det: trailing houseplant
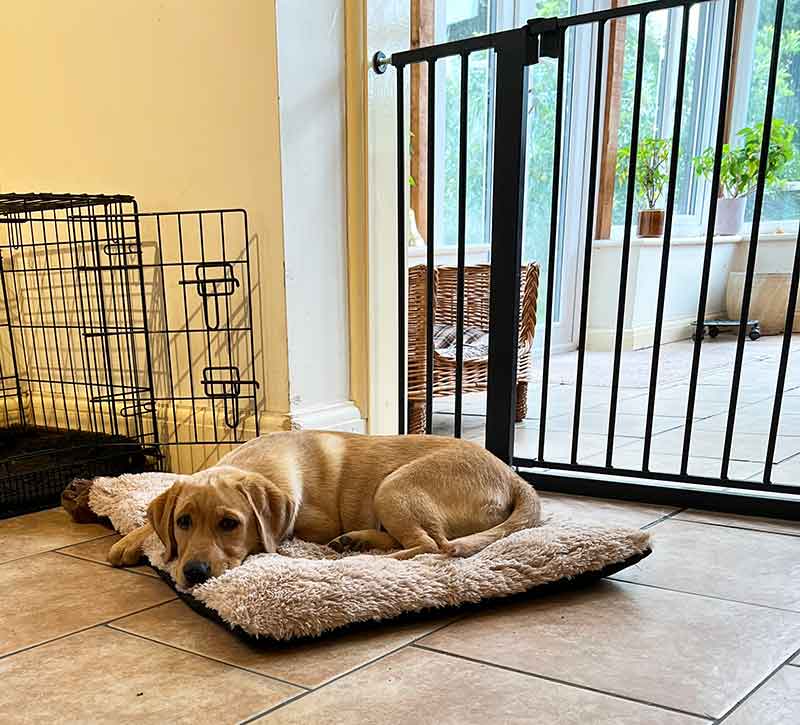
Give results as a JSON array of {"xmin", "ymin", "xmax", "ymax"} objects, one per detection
[
  {"xmin": 616, "ymin": 136, "xmax": 672, "ymax": 237},
  {"xmin": 694, "ymin": 119, "xmax": 796, "ymax": 235}
]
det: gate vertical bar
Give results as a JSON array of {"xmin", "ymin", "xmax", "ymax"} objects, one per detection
[
  {"xmin": 396, "ymin": 64, "xmax": 407, "ymax": 434},
  {"xmin": 538, "ymin": 30, "xmax": 566, "ymax": 461},
  {"xmin": 571, "ymin": 22, "xmax": 606, "ymax": 464},
  {"xmin": 454, "ymin": 52, "xmax": 470, "ymax": 438},
  {"xmin": 682, "ymin": 0, "xmax": 739, "ymax": 474},
  {"xmin": 641, "ymin": 3, "xmax": 691, "ymax": 469},
  {"xmin": 765, "ymin": 222, "xmax": 800, "ymax": 482},
  {"xmin": 607, "ymin": 15, "xmax": 647, "ymax": 467},
  {"xmin": 720, "ymin": 0, "xmax": 785, "ymax": 480},
  {"xmin": 485, "ymin": 29, "xmax": 531, "ymax": 463},
  {"xmin": 425, "ymin": 61, "xmax": 437, "ymax": 434}
]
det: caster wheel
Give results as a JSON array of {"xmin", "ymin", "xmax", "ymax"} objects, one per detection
[
  {"xmin": 749, "ymin": 329, "xmax": 761, "ymax": 341},
  {"xmin": 709, "ymin": 326, "xmax": 720, "ymax": 338}
]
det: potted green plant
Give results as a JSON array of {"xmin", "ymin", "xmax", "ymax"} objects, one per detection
[
  {"xmin": 694, "ymin": 119, "xmax": 795, "ymax": 235},
  {"xmin": 616, "ymin": 137, "xmax": 671, "ymax": 238}
]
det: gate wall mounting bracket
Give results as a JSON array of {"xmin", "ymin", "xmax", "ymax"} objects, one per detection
[{"xmin": 372, "ymin": 51, "xmax": 391, "ymax": 74}]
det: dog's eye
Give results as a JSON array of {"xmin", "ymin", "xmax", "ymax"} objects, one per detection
[
  {"xmin": 176, "ymin": 514, "xmax": 191, "ymax": 530},
  {"xmin": 219, "ymin": 517, "xmax": 239, "ymax": 531}
]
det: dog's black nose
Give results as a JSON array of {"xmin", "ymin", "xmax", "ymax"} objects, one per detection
[{"xmin": 183, "ymin": 560, "xmax": 211, "ymax": 585}]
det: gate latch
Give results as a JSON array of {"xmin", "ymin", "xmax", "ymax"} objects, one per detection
[{"xmin": 527, "ymin": 17, "xmax": 562, "ymax": 61}]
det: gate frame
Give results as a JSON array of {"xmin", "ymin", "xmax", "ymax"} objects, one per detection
[{"xmin": 381, "ymin": 0, "xmax": 800, "ymax": 520}]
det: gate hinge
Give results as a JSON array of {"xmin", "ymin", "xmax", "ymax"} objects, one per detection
[{"xmin": 527, "ymin": 17, "xmax": 562, "ymax": 61}]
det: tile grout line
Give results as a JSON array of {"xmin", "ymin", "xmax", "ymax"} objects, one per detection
[
  {"xmin": 609, "ymin": 577, "xmax": 800, "ymax": 616},
  {"xmin": 236, "ymin": 690, "xmax": 309, "ymax": 724},
  {"xmin": 410, "ymin": 644, "xmax": 713, "ymax": 722},
  {"xmin": 665, "ymin": 518, "xmax": 800, "ymax": 538},
  {"xmin": 53, "ymin": 549, "xmax": 161, "ymax": 580},
  {"xmin": 0, "ymin": 597, "xmax": 177, "ymax": 663},
  {"xmin": 0, "ymin": 623, "xmax": 108, "ymax": 663},
  {"xmin": 50, "ymin": 532, "xmax": 119, "ymax": 551},
  {"xmin": 713, "ymin": 644, "xmax": 800, "ymax": 724},
  {"xmin": 0, "ymin": 531, "xmax": 118, "ymax": 567},
  {"xmin": 641, "ymin": 507, "xmax": 686, "ymax": 531},
  {"xmin": 237, "ymin": 614, "xmax": 467, "ymax": 724},
  {"xmin": 103, "ymin": 624, "xmax": 311, "ymax": 692}
]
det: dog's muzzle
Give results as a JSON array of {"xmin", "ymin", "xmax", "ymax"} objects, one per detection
[{"xmin": 183, "ymin": 560, "xmax": 211, "ymax": 586}]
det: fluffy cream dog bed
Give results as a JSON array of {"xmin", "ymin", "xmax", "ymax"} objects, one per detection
[{"xmin": 86, "ymin": 472, "xmax": 652, "ymax": 641}]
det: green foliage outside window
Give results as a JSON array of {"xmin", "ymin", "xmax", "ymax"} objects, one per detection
[
  {"xmin": 745, "ymin": 0, "xmax": 800, "ymax": 220},
  {"xmin": 693, "ymin": 120, "xmax": 796, "ymax": 199}
]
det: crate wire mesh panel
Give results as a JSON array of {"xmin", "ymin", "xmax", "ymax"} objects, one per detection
[
  {"xmin": 137, "ymin": 209, "xmax": 259, "ymax": 474},
  {"xmin": 381, "ymin": 0, "xmax": 800, "ymax": 518},
  {"xmin": 0, "ymin": 194, "xmax": 260, "ymax": 516}
]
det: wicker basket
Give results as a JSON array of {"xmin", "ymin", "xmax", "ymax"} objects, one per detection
[{"xmin": 407, "ymin": 262, "xmax": 540, "ymax": 434}]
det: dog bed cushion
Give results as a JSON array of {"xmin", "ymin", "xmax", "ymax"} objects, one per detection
[{"xmin": 87, "ymin": 472, "xmax": 652, "ymax": 641}]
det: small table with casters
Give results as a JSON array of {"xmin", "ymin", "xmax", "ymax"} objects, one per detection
[{"xmin": 692, "ymin": 319, "xmax": 761, "ymax": 342}]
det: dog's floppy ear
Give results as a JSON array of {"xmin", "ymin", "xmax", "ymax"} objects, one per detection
[
  {"xmin": 237, "ymin": 474, "xmax": 297, "ymax": 554},
  {"xmin": 147, "ymin": 482, "xmax": 183, "ymax": 561}
]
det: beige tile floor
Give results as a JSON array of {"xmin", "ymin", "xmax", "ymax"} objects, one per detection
[{"xmin": 1, "ymin": 495, "xmax": 799, "ymax": 724}]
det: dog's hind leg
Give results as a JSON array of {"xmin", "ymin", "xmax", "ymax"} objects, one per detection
[
  {"xmin": 383, "ymin": 531, "xmax": 441, "ymax": 560},
  {"xmin": 368, "ymin": 458, "xmax": 455, "ymax": 560},
  {"xmin": 373, "ymin": 447, "xmax": 533, "ymax": 560}
]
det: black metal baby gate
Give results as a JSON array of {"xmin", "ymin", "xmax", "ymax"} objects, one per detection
[
  {"xmin": 378, "ymin": 0, "xmax": 800, "ymax": 519},
  {"xmin": 0, "ymin": 193, "xmax": 259, "ymax": 516}
]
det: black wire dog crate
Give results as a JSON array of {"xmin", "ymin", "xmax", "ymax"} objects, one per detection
[{"xmin": 0, "ymin": 193, "xmax": 260, "ymax": 517}]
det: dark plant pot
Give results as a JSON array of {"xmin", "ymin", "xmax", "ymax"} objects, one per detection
[
  {"xmin": 637, "ymin": 209, "xmax": 665, "ymax": 238},
  {"xmin": 715, "ymin": 197, "xmax": 747, "ymax": 236}
]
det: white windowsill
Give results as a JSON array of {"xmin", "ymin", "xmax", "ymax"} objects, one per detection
[{"xmin": 594, "ymin": 229, "xmax": 799, "ymax": 250}]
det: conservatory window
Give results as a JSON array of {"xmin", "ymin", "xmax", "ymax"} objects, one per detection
[{"xmin": 730, "ymin": 0, "xmax": 800, "ymax": 227}]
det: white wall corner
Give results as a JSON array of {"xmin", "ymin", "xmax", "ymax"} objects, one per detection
[
  {"xmin": 289, "ymin": 401, "xmax": 366, "ymax": 433},
  {"xmin": 366, "ymin": 0, "xmax": 410, "ymax": 434},
  {"xmin": 276, "ymin": 0, "xmax": 355, "ymax": 424}
]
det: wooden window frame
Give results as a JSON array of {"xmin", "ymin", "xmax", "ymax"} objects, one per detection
[{"xmin": 410, "ymin": 0, "xmax": 435, "ymax": 238}]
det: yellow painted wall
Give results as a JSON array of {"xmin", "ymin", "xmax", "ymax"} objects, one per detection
[{"xmin": 0, "ymin": 0, "xmax": 290, "ymax": 428}]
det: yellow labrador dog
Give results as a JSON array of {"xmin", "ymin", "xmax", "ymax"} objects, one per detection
[{"xmin": 108, "ymin": 431, "xmax": 541, "ymax": 588}]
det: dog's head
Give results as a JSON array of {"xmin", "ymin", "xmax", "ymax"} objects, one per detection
[{"xmin": 147, "ymin": 466, "xmax": 296, "ymax": 588}]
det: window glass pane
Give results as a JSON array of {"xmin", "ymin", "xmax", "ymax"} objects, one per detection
[
  {"xmin": 612, "ymin": 11, "xmax": 669, "ymax": 227},
  {"xmin": 743, "ymin": 0, "xmax": 800, "ymax": 223},
  {"xmin": 445, "ymin": 0, "xmax": 488, "ymax": 37},
  {"xmin": 438, "ymin": 0, "xmax": 492, "ymax": 248},
  {"xmin": 519, "ymin": 0, "xmax": 572, "ymax": 325},
  {"xmin": 520, "ymin": 0, "xmax": 571, "ymax": 266},
  {"xmin": 611, "ymin": 4, "xmax": 723, "ymax": 230}
]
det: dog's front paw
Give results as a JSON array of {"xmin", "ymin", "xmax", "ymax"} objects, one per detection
[{"xmin": 108, "ymin": 533, "xmax": 146, "ymax": 567}]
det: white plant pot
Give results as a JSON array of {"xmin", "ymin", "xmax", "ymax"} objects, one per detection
[{"xmin": 715, "ymin": 197, "xmax": 747, "ymax": 236}]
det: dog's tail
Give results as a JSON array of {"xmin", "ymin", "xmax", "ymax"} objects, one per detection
[{"xmin": 442, "ymin": 478, "xmax": 541, "ymax": 558}]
